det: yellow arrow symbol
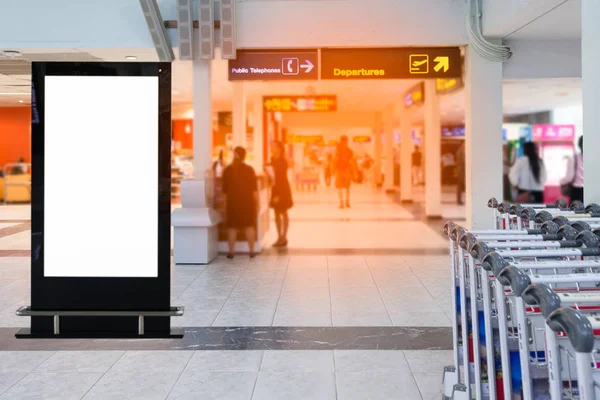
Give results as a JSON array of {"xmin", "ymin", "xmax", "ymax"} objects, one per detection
[{"xmin": 434, "ymin": 56, "xmax": 449, "ymax": 73}]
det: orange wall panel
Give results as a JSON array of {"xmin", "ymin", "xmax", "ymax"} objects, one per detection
[{"xmin": 0, "ymin": 107, "xmax": 31, "ymax": 168}]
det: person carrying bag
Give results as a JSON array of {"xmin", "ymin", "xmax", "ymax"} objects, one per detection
[{"xmin": 509, "ymin": 142, "xmax": 547, "ymax": 204}]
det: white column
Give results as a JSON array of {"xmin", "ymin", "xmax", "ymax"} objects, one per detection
[
  {"xmin": 582, "ymin": 0, "xmax": 600, "ymax": 204},
  {"xmin": 383, "ymin": 104, "xmax": 395, "ymax": 191},
  {"xmin": 373, "ymin": 113, "xmax": 382, "ymax": 186},
  {"xmin": 424, "ymin": 80, "xmax": 442, "ymax": 218},
  {"xmin": 252, "ymin": 98, "xmax": 264, "ymax": 171},
  {"xmin": 171, "ymin": 56, "xmax": 219, "ymax": 265},
  {"xmin": 192, "ymin": 58, "xmax": 212, "ymax": 175},
  {"xmin": 465, "ymin": 45, "xmax": 503, "ymax": 229},
  {"xmin": 232, "ymin": 82, "xmax": 246, "ymax": 148},
  {"xmin": 400, "ymin": 107, "xmax": 413, "ymax": 202}
]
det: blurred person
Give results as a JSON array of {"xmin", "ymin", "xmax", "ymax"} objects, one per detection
[
  {"xmin": 509, "ymin": 142, "xmax": 547, "ymax": 203},
  {"xmin": 324, "ymin": 153, "xmax": 333, "ymax": 187},
  {"xmin": 269, "ymin": 141, "xmax": 293, "ymax": 247},
  {"xmin": 560, "ymin": 136, "xmax": 584, "ymax": 203},
  {"xmin": 222, "ymin": 146, "xmax": 259, "ymax": 259},
  {"xmin": 213, "ymin": 150, "xmax": 226, "ymax": 178},
  {"xmin": 10, "ymin": 157, "xmax": 27, "ymax": 175},
  {"xmin": 411, "ymin": 145, "xmax": 423, "ymax": 185},
  {"xmin": 502, "ymin": 144, "xmax": 516, "ymax": 201},
  {"xmin": 441, "ymin": 150, "xmax": 455, "ymax": 184},
  {"xmin": 334, "ymin": 135, "xmax": 355, "ymax": 209},
  {"xmin": 455, "ymin": 141, "xmax": 465, "ymax": 205}
]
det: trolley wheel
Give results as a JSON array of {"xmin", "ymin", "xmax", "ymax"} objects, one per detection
[
  {"xmin": 442, "ymin": 365, "xmax": 458, "ymax": 399},
  {"xmin": 451, "ymin": 384, "xmax": 469, "ymax": 400}
]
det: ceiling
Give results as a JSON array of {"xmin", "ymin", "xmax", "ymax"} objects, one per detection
[{"xmin": 507, "ymin": 0, "xmax": 581, "ymax": 40}]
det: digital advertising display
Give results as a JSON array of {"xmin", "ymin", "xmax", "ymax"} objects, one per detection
[{"xmin": 43, "ymin": 75, "xmax": 159, "ymax": 277}]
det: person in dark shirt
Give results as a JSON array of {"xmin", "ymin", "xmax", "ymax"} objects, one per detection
[
  {"xmin": 411, "ymin": 146, "xmax": 423, "ymax": 185},
  {"xmin": 222, "ymin": 147, "xmax": 259, "ymax": 259}
]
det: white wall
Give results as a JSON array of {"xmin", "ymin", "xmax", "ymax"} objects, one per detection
[
  {"xmin": 503, "ymin": 40, "xmax": 581, "ymax": 79},
  {"xmin": 482, "ymin": 0, "xmax": 567, "ymax": 38},
  {"xmin": 236, "ymin": 0, "xmax": 468, "ymax": 48}
]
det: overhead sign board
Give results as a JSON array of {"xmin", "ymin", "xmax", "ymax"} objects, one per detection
[
  {"xmin": 436, "ymin": 77, "xmax": 464, "ymax": 94},
  {"xmin": 404, "ymin": 82, "xmax": 425, "ymax": 108},
  {"xmin": 229, "ymin": 50, "xmax": 319, "ymax": 81},
  {"xmin": 292, "ymin": 135, "xmax": 323, "ymax": 144},
  {"xmin": 263, "ymin": 95, "xmax": 337, "ymax": 112},
  {"xmin": 353, "ymin": 135, "xmax": 372, "ymax": 143},
  {"xmin": 321, "ymin": 47, "xmax": 461, "ymax": 80}
]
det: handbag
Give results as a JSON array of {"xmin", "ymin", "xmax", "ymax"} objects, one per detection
[{"xmin": 560, "ymin": 155, "xmax": 578, "ymax": 197}]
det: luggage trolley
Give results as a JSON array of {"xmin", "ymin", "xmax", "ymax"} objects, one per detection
[
  {"xmin": 546, "ymin": 307, "xmax": 600, "ymax": 399},
  {"xmin": 524, "ymin": 284, "xmax": 600, "ymax": 399},
  {"xmin": 443, "ymin": 222, "xmax": 566, "ymax": 399},
  {"xmin": 501, "ymin": 268, "xmax": 600, "ymax": 399},
  {"xmin": 479, "ymin": 242, "xmax": 600, "ymax": 399},
  {"xmin": 443, "ymin": 222, "xmax": 540, "ymax": 398},
  {"xmin": 457, "ymin": 234, "xmax": 597, "ymax": 400}
]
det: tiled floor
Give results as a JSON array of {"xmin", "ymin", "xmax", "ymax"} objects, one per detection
[
  {"xmin": 0, "ymin": 185, "xmax": 455, "ymax": 399},
  {"xmin": 0, "ymin": 350, "xmax": 452, "ymax": 399}
]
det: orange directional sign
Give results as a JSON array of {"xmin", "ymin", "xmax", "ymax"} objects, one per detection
[{"xmin": 321, "ymin": 47, "xmax": 461, "ymax": 80}]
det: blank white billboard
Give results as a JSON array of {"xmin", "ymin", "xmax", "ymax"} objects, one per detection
[{"xmin": 44, "ymin": 75, "xmax": 159, "ymax": 277}]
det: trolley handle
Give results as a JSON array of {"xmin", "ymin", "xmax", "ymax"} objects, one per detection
[
  {"xmin": 488, "ymin": 197, "xmax": 499, "ymax": 209},
  {"xmin": 522, "ymin": 283, "xmax": 561, "ymax": 318},
  {"xmin": 576, "ymin": 231, "xmax": 600, "ymax": 248},
  {"xmin": 555, "ymin": 198, "xmax": 568, "ymax": 209},
  {"xmin": 509, "ymin": 204, "xmax": 523, "ymax": 216},
  {"xmin": 534, "ymin": 210, "xmax": 554, "ymax": 224},
  {"xmin": 571, "ymin": 200, "xmax": 585, "ymax": 212},
  {"xmin": 450, "ymin": 226, "xmax": 466, "ymax": 242},
  {"xmin": 571, "ymin": 221, "xmax": 593, "ymax": 233},
  {"xmin": 498, "ymin": 266, "xmax": 531, "ymax": 296},
  {"xmin": 585, "ymin": 203, "xmax": 600, "ymax": 214},
  {"xmin": 557, "ymin": 225, "xmax": 579, "ymax": 241},
  {"xmin": 470, "ymin": 241, "xmax": 490, "ymax": 260},
  {"xmin": 547, "ymin": 307, "xmax": 595, "ymax": 353},
  {"xmin": 443, "ymin": 221, "xmax": 456, "ymax": 237},
  {"xmin": 497, "ymin": 202, "xmax": 511, "ymax": 214},
  {"xmin": 521, "ymin": 207, "xmax": 537, "ymax": 221},
  {"xmin": 540, "ymin": 220, "xmax": 559, "ymax": 235},
  {"xmin": 481, "ymin": 251, "xmax": 510, "ymax": 276},
  {"xmin": 459, "ymin": 233, "xmax": 478, "ymax": 251}
]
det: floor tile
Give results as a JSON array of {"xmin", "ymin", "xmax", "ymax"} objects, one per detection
[
  {"xmin": 167, "ymin": 372, "xmax": 256, "ymax": 400},
  {"xmin": 0, "ymin": 373, "xmax": 26, "ymax": 396},
  {"xmin": 108, "ymin": 350, "xmax": 193, "ymax": 373},
  {"xmin": 35, "ymin": 351, "xmax": 124, "ymax": 373},
  {"xmin": 2, "ymin": 372, "xmax": 102, "ymax": 400},
  {"xmin": 272, "ymin": 310, "xmax": 332, "ymax": 326},
  {"xmin": 334, "ymin": 350, "xmax": 410, "ymax": 373},
  {"xmin": 332, "ymin": 312, "xmax": 392, "ymax": 326},
  {"xmin": 212, "ymin": 310, "xmax": 276, "ymax": 326},
  {"xmin": 336, "ymin": 372, "xmax": 421, "ymax": 400},
  {"xmin": 0, "ymin": 352, "xmax": 54, "ymax": 373},
  {"xmin": 404, "ymin": 350, "xmax": 454, "ymax": 373},
  {"xmin": 184, "ymin": 351, "xmax": 263, "ymax": 373},
  {"xmin": 413, "ymin": 372, "xmax": 443, "ymax": 400},
  {"xmin": 260, "ymin": 350, "xmax": 334, "ymax": 372},
  {"xmin": 252, "ymin": 372, "xmax": 336, "ymax": 400},
  {"xmin": 83, "ymin": 372, "xmax": 180, "ymax": 400},
  {"xmin": 389, "ymin": 312, "xmax": 451, "ymax": 327}
]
